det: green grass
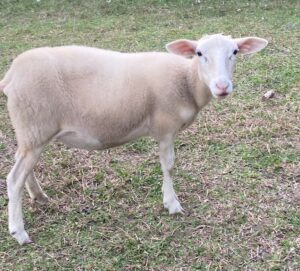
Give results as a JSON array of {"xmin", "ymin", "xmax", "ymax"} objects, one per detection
[{"xmin": 0, "ymin": 0, "xmax": 299, "ymax": 270}]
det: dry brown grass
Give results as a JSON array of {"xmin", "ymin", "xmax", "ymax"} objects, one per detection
[{"xmin": 0, "ymin": 1, "xmax": 299, "ymax": 270}]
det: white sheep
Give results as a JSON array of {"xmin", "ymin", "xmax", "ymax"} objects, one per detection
[{"xmin": 0, "ymin": 34, "xmax": 267, "ymax": 244}]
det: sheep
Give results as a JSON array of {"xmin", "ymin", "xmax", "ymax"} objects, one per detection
[{"xmin": 0, "ymin": 34, "xmax": 268, "ymax": 244}]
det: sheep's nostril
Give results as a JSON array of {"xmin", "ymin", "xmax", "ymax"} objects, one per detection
[{"xmin": 216, "ymin": 82, "xmax": 229, "ymax": 91}]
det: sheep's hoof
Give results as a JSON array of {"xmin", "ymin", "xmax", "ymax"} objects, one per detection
[
  {"xmin": 11, "ymin": 230, "xmax": 32, "ymax": 245},
  {"xmin": 32, "ymin": 194, "xmax": 49, "ymax": 205},
  {"xmin": 164, "ymin": 197, "xmax": 184, "ymax": 214}
]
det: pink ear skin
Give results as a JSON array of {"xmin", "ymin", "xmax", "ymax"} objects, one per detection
[
  {"xmin": 235, "ymin": 37, "xmax": 268, "ymax": 55},
  {"xmin": 165, "ymin": 39, "xmax": 198, "ymax": 57}
]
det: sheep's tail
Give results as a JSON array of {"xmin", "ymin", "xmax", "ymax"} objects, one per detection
[
  {"xmin": 0, "ymin": 79, "xmax": 6, "ymax": 91},
  {"xmin": 0, "ymin": 70, "xmax": 12, "ymax": 95}
]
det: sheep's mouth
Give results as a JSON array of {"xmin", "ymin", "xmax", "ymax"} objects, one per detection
[{"xmin": 216, "ymin": 93, "xmax": 229, "ymax": 99}]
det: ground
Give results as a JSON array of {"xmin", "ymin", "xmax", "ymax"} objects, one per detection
[{"xmin": 0, "ymin": 0, "xmax": 299, "ymax": 270}]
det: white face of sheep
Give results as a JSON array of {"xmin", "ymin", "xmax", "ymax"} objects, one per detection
[{"xmin": 166, "ymin": 34, "xmax": 268, "ymax": 99}]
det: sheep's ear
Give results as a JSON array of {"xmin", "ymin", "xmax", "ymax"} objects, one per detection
[
  {"xmin": 234, "ymin": 37, "xmax": 268, "ymax": 55},
  {"xmin": 166, "ymin": 39, "xmax": 198, "ymax": 57}
]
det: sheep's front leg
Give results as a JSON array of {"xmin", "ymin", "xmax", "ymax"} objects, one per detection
[{"xmin": 159, "ymin": 136, "xmax": 183, "ymax": 214}]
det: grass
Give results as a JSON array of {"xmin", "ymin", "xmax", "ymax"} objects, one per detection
[{"xmin": 0, "ymin": 0, "xmax": 299, "ymax": 270}]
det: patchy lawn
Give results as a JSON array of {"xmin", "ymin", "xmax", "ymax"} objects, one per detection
[{"xmin": 0, "ymin": 0, "xmax": 299, "ymax": 270}]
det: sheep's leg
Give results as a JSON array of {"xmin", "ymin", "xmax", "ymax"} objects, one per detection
[
  {"xmin": 25, "ymin": 172, "xmax": 49, "ymax": 204},
  {"xmin": 159, "ymin": 136, "xmax": 183, "ymax": 214},
  {"xmin": 7, "ymin": 148, "xmax": 42, "ymax": 245}
]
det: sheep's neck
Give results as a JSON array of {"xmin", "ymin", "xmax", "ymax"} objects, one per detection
[{"xmin": 187, "ymin": 57, "xmax": 212, "ymax": 111}]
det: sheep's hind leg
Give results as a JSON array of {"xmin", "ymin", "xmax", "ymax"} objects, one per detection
[
  {"xmin": 7, "ymin": 147, "xmax": 42, "ymax": 245},
  {"xmin": 25, "ymin": 172, "xmax": 49, "ymax": 204}
]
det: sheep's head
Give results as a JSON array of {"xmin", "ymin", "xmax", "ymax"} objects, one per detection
[{"xmin": 166, "ymin": 34, "xmax": 268, "ymax": 99}]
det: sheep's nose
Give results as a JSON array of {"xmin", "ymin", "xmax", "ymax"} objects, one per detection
[{"xmin": 216, "ymin": 82, "xmax": 229, "ymax": 91}]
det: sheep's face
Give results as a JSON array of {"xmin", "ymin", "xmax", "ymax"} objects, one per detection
[
  {"xmin": 195, "ymin": 35, "xmax": 237, "ymax": 98},
  {"xmin": 166, "ymin": 34, "xmax": 268, "ymax": 99}
]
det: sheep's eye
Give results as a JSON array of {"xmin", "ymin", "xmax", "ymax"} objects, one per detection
[
  {"xmin": 233, "ymin": 49, "xmax": 238, "ymax": 55},
  {"xmin": 197, "ymin": 51, "xmax": 202, "ymax": 57}
]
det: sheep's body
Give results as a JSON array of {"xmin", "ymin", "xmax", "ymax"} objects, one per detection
[
  {"xmin": 1, "ymin": 34, "xmax": 267, "ymax": 244},
  {"xmin": 3, "ymin": 46, "xmax": 208, "ymax": 151}
]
